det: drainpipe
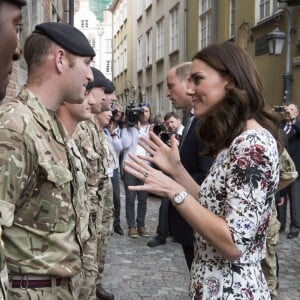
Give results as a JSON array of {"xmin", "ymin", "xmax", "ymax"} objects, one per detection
[
  {"xmin": 214, "ymin": 0, "xmax": 218, "ymax": 43},
  {"xmin": 69, "ymin": 0, "xmax": 74, "ymax": 25},
  {"xmin": 283, "ymin": 6, "xmax": 293, "ymax": 103},
  {"xmin": 183, "ymin": 0, "xmax": 188, "ymax": 61}
]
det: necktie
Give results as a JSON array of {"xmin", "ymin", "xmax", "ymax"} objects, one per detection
[{"xmin": 180, "ymin": 114, "xmax": 194, "ymax": 149}]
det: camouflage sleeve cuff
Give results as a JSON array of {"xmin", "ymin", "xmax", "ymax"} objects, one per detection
[{"xmin": 0, "ymin": 200, "xmax": 15, "ymax": 227}]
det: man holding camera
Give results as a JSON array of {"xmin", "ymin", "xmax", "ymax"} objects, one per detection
[
  {"xmin": 121, "ymin": 103, "xmax": 151, "ymax": 238},
  {"xmin": 277, "ymin": 103, "xmax": 300, "ymax": 238},
  {"xmin": 164, "ymin": 111, "xmax": 184, "ymax": 138}
]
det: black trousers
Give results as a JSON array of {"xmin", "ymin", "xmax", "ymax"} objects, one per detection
[
  {"xmin": 182, "ymin": 245, "xmax": 194, "ymax": 271},
  {"xmin": 156, "ymin": 198, "xmax": 170, "ymax": 238}
]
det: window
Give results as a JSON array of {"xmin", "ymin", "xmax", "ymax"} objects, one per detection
[
  {"xmin": 145, "ymin": 86, "xmax": 152, "ymax": 104},
  {"xmin": 137, "ymin": 35, "xmax": 143, "ymax": 71},
  {"xmin": 123, "ymin": 0, "xmax": 128, "ymax": 22},
  {"xmin": 106, "ymin": 60, "xmax": 112, "ymax": 73},
  {"xmin": 113, "ymin": 50, "xmax": 117, "ymax": 76},
  {"xmin": 170, "ymin": 5, "xmax": 179, "ymax": 52},
  {"xmin": 258, "ymin": 0, "xmax": 279, "ymax": 20},
  {"xmin": 145, "ymin": 0, "xmax": 152, "ymax": 9},
  {"xmin": 229, "ymin": 0, "xmax": 235, "ymax": 37},
  {"xmin": 116, "ymin": 47, "xmax": 120, "ymax": 76},
  {"xmin": 137, "ymin": 1, "xmax": 143, "ymax": 18},
  {"xmin": 156, "ymin": 18, "xmax": 164, "ymax": 60},
  {"xmin": 89, "ymin": 38, "xmax": 96, "ymax": 48},
  {"xmin": 120, "ymin": 40, "xmax": 124, "ymax": 73},
  {"xmin": 146, "ymin": 28, "xmax": 153, "ymax": 66},
  {"xmin": 198, "ymin": 0, "xmax": 212, "ymax": 49},
  {"xmin": 106, "ymin": 39, "xmax": 112, "ymax": 52},
  {"xmin": 81, "ymin": 19, "xmax": 88, "ymax": 28},
  {"xmin": 123, "ymin": 37, "xmax": 127, "ymax": 70},
  {"xmin": 157, "ymin": 82, "xmax": 164, "ymax": 112}
]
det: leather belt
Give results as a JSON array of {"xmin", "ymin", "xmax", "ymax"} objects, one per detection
[{"xmin": 10, "ymin": 275, "xmax": 69, "ymax": 289}]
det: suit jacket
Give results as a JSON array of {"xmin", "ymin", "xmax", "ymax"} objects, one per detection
[
  {"xmin": 168, "ymin": 118, "xmax": 212, "ymax": 247},
  {"xmin": 281, "ymin": 118, "xmax": 300, "ymax": 175}
]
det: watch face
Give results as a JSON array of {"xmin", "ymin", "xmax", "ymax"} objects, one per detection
[{"xmin": 174, "ymin": 191, "xmax": 187, "ymax": 205}]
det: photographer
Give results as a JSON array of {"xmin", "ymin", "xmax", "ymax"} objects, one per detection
[
  {"xmin": 107, "ymin": 103, "xmax": 124, "ymax": 236},
  {"xmin": 152, "ymin": 112, "xmax": 183, "ymax": 147},
  {"xmin": 121, "ymin": 102, "xmax": 151, "ymax": 238},
  {"xmin": 164, "ymin": 111, "xmax": 184, "ymax": 143}
]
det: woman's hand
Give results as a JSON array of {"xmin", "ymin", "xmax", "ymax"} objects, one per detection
[
  {"xmin": 123, "ymin": 153, "xmax": 183, "ymax": 199},
  {"xmin": 136, "ymin": 131, "xmax": 182, "ymax": 177}
]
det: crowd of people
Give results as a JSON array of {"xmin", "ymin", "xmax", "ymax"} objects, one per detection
[{"xmin": 1, "ymin": 1, "xmax": 300, "ymax": 299}]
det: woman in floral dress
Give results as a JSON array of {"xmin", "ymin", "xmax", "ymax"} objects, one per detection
[{"xmin": 123, "ymin": 42, "xmax": 281, "ymax": 299}]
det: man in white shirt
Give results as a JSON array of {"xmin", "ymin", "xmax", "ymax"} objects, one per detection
[{"xmin": 121, "ymin": 103, "xmax": 151, "ymax": 238}]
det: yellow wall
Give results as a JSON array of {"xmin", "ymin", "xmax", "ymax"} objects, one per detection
[{"xmin": 186, "ymin": 0, "xmax": 300, "ymax": 106}]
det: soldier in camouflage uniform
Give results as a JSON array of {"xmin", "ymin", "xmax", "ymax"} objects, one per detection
[
  {"xmin": 95, "ymin": 107, "xmax": 115, "ymax": 300},
  {"xmin": 0, "ymin": 22, "xmax": 94, "ymax": 299},
  {"xmin": 0, "ymin": 1, "xmax": 27, "ymax": 297},
  {"xmin": 56, "ymin": 85, "xmax": 97, "ymax": 298},
  {"xmin": 262, "ymin": 148, "xmax": 298, "ymax": 297},
  {"xmin": 73, "ymin": 67, "xmax": 111, "ymax": 300}
]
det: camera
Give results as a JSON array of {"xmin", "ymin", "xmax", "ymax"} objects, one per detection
[
  {"xmin": 152, "ymin": 123, "xmax": 167, "ymax": 136},
  {"xmin": 125, "ymin": 101, "xmax": 144, "ymax": 127},
  {"xmin": 152, "ymin": 123, "xmax": 179, "ymax": 144},
  {"xmin": 273, "ymin": 105, "xmax": 286, "ymax": 113},
  {"xmin": 160, "ymin": 131, "xmax": 180, "ymax": 144}
]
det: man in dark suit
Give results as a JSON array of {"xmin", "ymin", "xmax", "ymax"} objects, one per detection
[
  {"xmin": 277, "ymin": 103, "xmax": 300, "ymax": 238},
  {"xmin": 148, "ymin": 62, "xmax": 212, "ymax": 270}
]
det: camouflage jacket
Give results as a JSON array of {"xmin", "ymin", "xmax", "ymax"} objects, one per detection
[
  {"xmin": 99, "ymin": 130, "xmax": 116, "ymax": 178},
  {"xmin": 74, "ymin": 119, "xmax": 106, "ymax": 211},
  {"xmin": 67, "ymin": 138, "xmax": 90, "ymax": 245},
  {"xmin": 0, "ymin": 87, "xmax": 82, "ymax": 277}
]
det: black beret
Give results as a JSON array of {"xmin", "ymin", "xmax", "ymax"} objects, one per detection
[
  {"xmin": 86, "ymin": 67, "xmax": 107, "ymax": 90},
  {"xmin": 33, "ymin": 22, "xmax": 95, "ymax": 57},
  {"xmin": 5, "ymin": 0, "xmax": 27, "ymax": 6},
  {"xmin": 104, "ymin": 80, "xmax": 116, "ymax": 94}
]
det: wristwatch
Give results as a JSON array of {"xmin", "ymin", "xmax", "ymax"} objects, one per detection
[{"xmin": 172, "ymin": 190, "xmax": 188, "ymax": 207}]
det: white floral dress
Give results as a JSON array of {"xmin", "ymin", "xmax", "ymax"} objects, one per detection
[{"xmin": 190, "ymin": 129, "xmax": 279, "ymax": 300}]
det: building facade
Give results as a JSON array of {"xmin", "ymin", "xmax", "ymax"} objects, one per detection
[
  {"xmin": 187, "ymin": 0, "xmax": 300, "ymax": 106},
  {"xmin": 110, "ymin": 0, "xmax": 189, "ymax": 114},
  {"xmin": 74, "ymin": 0, "xmax": 113, "ymax": 79},
  {"xmin": 5, "ymin": 0, "xmax": 72, "ymax": 102},
  {"xmin": 110, "ymin": 0, "xmax": 300, "ymax": 113}
]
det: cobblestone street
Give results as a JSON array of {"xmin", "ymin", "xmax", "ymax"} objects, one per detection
[{"xmin": 103, "ymin": 189, "xmax": 300, "ymax": 299}]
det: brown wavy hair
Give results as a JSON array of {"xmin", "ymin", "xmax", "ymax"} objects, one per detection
[{"xmin": 193, "ymin": 42, "xmax": 282, "ymax": 156}]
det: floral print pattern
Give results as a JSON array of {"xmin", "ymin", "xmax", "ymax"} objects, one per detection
[{"xmin": 190, "ymin": 129, "xmax": 279, "ymax": 299}]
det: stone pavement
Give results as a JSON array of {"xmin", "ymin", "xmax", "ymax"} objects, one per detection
[{"xmin": 102, "ymin": 190, "xmax": 300, "ymax": 299}]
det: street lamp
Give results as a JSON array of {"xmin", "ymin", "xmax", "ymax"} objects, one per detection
[
  {"xmin": 124, "ymin": 86, "xmax": 130, "ymax": 102},
  {"xmin": 266, "ymin": 5, "xmax": 294, "ymax": 103},
  {"xmin": 266, "ymin": 27, "xmax": 286, "ymax": 55}
]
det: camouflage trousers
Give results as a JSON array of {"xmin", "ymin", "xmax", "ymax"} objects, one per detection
[
  {"xmin": 96, "ymin": 178, "xmax": 114, "ymax": 285},
  {"xmin": 79, "ymin": 197, "xmax": 104, "ymax": 300},
  {"xmin": 262, "ymin": 204, "xmax": 280, "ymax": 297}
]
